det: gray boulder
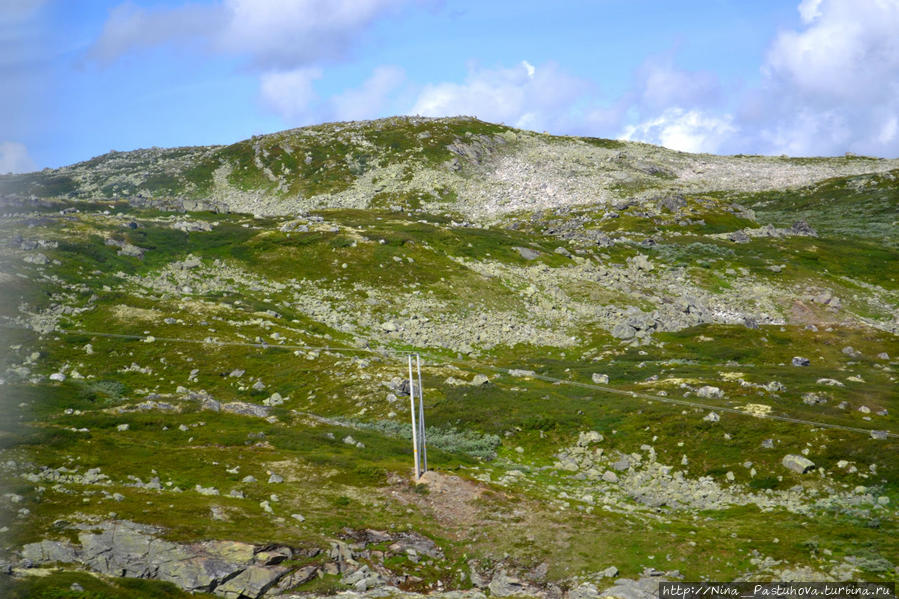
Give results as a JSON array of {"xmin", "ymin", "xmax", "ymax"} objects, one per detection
[
  {"xmin": 570, "ymin": 582, "xmax": 600, "ymax": 599},
  {"xmin": 728, "ymin": 230, "xmax": 750, "ymax": 243},
  {"xmin": 216, "ymin": 564, "xmax": 289, "ymax": 599},
  {"xmin": 118, "ymin": 244, "xmax": 146, "ymax": 258},
  {"xmin": 611, "ymin": 323, "xmax": 636, "ymax": 340},
  {"xmin": 578, "ymin": 431, "xmax": 603, "ymax": 445},
  {"xmin": 388, "ymin": 531, "xmax": 443, "ymax": 559},
  {"xmin": 17, "ymin": 521, "xmax": 290, "ymax": 596},
  {"xmin": 275, "ymin": 565, "xmax": 318, "ymax": 594},
  {"xmin": 222, "ymin": 402, "xmax": 269, "ymax": 418},
  {"xmin": 21, "ymin": 540, "xmax": 81, "ymax": 565},
  {"xmin": 791, "ymin": 220, "xmax": 817, "ymax": 236},
  {"xmin": 842, "ymin": 346, "xmax": 861, "ymax": 358},
  {"xmin": 513, "ymin": 246, "xmax": 541, "ymax": 260},
  {"xmin": 696, "ymin": 386, "xmax": 723, "ymax": 399},
  {"xmin": 600, "ymin": 576, "xmax": 665, "ymax": 599},
  {"xmin": 791, "ymin": 356, "xmax": 810, "ymax": 367},
  {"xmin": 471, "ymin": 374, "xmax": 490, "ymax": 386},
  {"xmin": 489, "ymin": 569, "xmax": 531, "ymax": 596},
  {"xmin": 341, "ymin": 564, "xmax": 386, "ymax": 592},
  {"xmin": 611, "ymin": 456, "xmax": 631, "ymax": 471},
  {"xmin": 782, "ymin": 454, "xmax": 815, "ymax": 474}
]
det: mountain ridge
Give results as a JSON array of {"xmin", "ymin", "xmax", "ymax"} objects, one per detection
[{"xmin": 3, "ymin": 116, "xmax": 898, "ymax": 222}]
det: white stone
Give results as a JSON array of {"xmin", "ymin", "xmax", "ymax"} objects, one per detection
[{"xmin": 703, "ymin": 411, "xmax": 720, "ymax": 422}]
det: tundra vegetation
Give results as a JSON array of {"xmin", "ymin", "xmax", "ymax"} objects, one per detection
[{"xmin": 0, "ymin": 117, "xmax": 896, "ymax": 598}]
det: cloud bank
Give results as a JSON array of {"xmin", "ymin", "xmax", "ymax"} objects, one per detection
[
  {"xmin": 88, "ymin": 0, "xmax": 899, "ymax": 157},
  {"xmin": 407, "ymin": 0, "xmax": 899, "ymax": 156},
  {"xmin": 89, "ymin": 0, "xmax": 409, "ymax": 68}
]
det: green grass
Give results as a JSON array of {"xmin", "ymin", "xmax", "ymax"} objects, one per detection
[
  {"xmin": 0, "ymin": 570, "xmax": 213, "ymax": 599},
  {"xmin": 1, "ymin": 172, "xmax": 897, "ymax": 590}
]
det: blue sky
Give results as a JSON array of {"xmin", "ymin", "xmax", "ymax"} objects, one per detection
[{"xmin": 3, "ymin": 0, "xmax": 899, "ymax": 172}]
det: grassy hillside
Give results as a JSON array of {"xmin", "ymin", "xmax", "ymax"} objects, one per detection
[{"xmin": 0, "ymin": 118, "xmax": 897, "ymax": 595}]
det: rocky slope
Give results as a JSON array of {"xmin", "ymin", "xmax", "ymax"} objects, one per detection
[
  {"xmin": 3, "ymin": 116, "xmax": 897, "ymax": 220},
  {"xmin": 0, "ymin": 117, "xmax": 896, "ymax": 598}
]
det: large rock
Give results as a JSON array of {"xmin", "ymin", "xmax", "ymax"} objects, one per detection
[
  {"xmin": 611, "ymin": 455, "xmax": 631, "ymax": 471},
  {"xmin": 696, "ymin": 386, "xmax": 723, "ymax": 399},
  {"xmin": 782, "ymin": 454, "xmax": 815, "ymax": 474},
  {"xmin": 471, "ymin": 374, "xmax": 490, "ymax": 386},
  {"xmin": 600, "ymin": 576, "xmax": 666, "ymax": 599},
  {"xmin": 216, "ymin": 564, "xmax": 289, "ymax": 598},
  {"xmin": 274, "ymin": 565, "xmax": 319, "ymax": 594},
  {"xmin": 341, "ymin": 564, "xmax": 386, "ymax": 592},
  {"xmin": 21, "ymin": 540, "xmax": 81, "ymax": 565},
  {"xmin": 611, "ymin": 323, "xmax": 636, "ymax": 340},
  {"xmin": 513, "ymin": 246, "xmax": 541, "ymax": 260},
  {"xmin": 156, "ymin": 553, "xmax": 246, "ymax": 592},
  {"xmin": 388, "ymin": 531, "xmax": 443, "ymax": 559},
  {"xmin": 570, "ymin": 582, "xmax": 600, "ymax": 599},
  {"xmin": 19, "ymin": 521, "xmax": 279, "ymax": 596},
  {"xmin": 578, "ymin": 431, "xmax": 603, "ymax": 445},
  {"xmin": 489, "ymin": 569, "xmax": 532, "ymax": 596},
  {"xmin": 222, "ymin": 402, "xmax": 269, "ymax": 418}
]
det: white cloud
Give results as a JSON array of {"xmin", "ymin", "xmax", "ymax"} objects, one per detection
[
  {"xmin": 411, "ymin": 61, "xmax": 590, "ymax": 132},
  {"xmin": 620, "ymin": 108, "xmax": 736, "ymax": 154},
  {"xmin": 90, "ymin": 0, "xmax": 409, "ymax": 69},
  {"xmin": 797, "ymin": 0, "xmax": 824, "ymax": 23},
  {"xmin": 219, "ymin": 0, "xmax": 408, "ymax": 70},
  {"xmin": 764, "ymin": 1, "xmax": 899, "ymax": 103},
  {"xmin": 622, "ymin": 0, "xmax": 899, "ymax": 156},
  {"xmin": 85, "ymin": 0, "xmax": 899, "ymax": 158},
  {"xmin": 522, "ymin": 60, "xmax": 535, "ymax": 79},
  {"xmin": 259, "ymin": 64, "xmax": 406, "ymax": 125},
  {"xmin": 0, "ymin": 141, "xmax": 36, "ymax": 174},
  {"xmin": 258, "ymin": 67, "xmax": 323, "ymax": 123},
  {"xmin": 89, "ymin": 0, "xmax": 413, "ymax": 128},
  {"xmin": 89, "ymin": 2, "xmax": 222, "ymax": 63},
  {"xmin": 635, "ymin": 56, "xmax": 720, "ymax": 111},
  {"xmin": 752, "ymin": 0, "xmax": 899, "ymax": 155},
  {"xmin": 330, "ymin": 65, "xmax": 405, "ymax": 121}
]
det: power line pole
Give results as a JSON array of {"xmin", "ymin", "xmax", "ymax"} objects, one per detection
[
  {"xmin": 407, "ymin": 354, "xmax": 421, "ymax": 480},
  {"xmin": 416, "ymin": 353, "xmax": 427, "ymax": 474}
]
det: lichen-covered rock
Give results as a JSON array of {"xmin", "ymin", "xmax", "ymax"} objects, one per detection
[
  {"xmin": 20, "ymin": 540, "xmax": 81, "ymax": 565},
  {"xmin": 216, "ymin": 564, "xmax": 288, "ymax": 598},
  {"xmin": 221, "ymin": 402, "xmax": 269, "ymax": 418},
  {"xmin": 782, "ymin": 454, "xmax": 815, "ymax": 474}
]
